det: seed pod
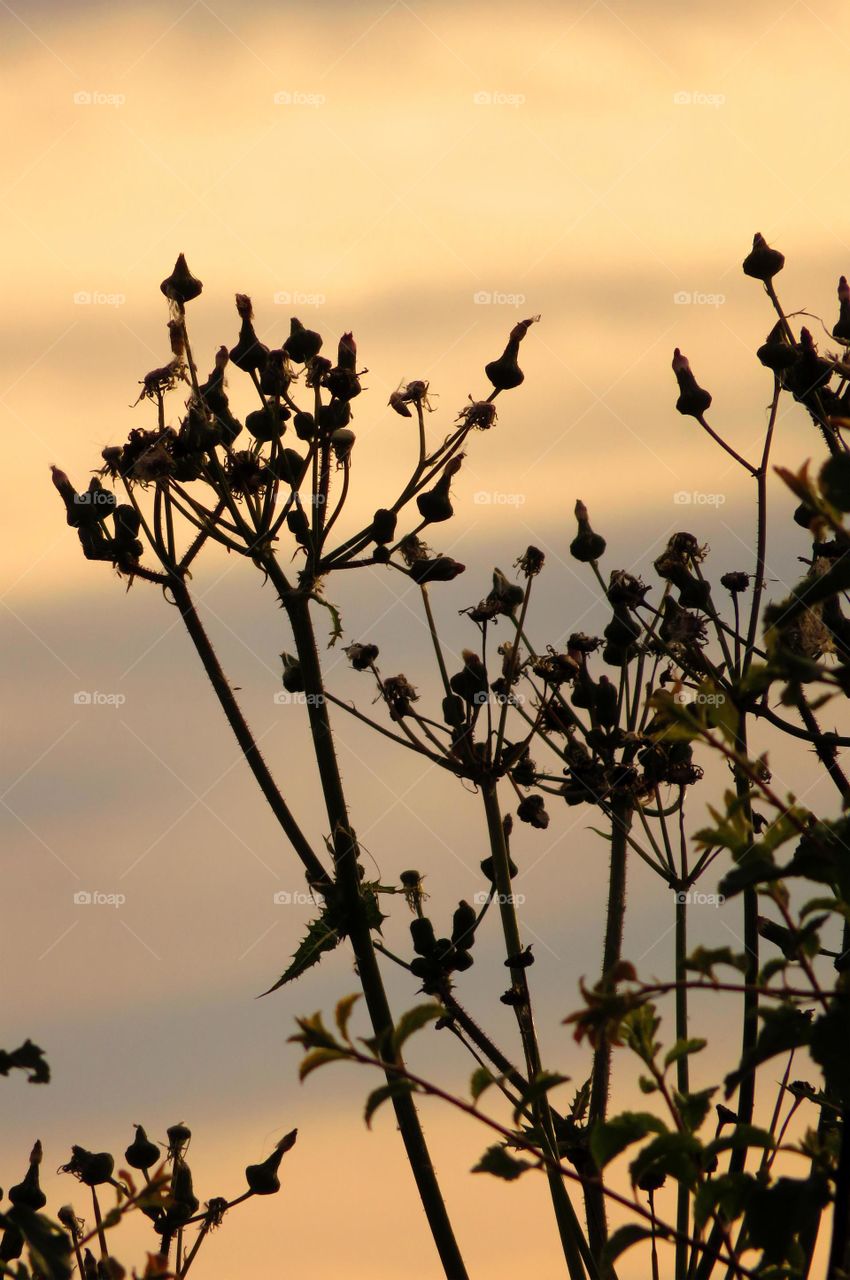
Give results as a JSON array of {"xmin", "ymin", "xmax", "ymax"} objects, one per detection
[
  {"xmin": 280, "ymin": 652, "xmax": 304, "ymax": 694},
  {"xmin": 595, "ymin": 675, "xmax": 618, "ymax": 729},
  {"xmin": 9, "ymin": 1141, "xmax": 46, "ymax": 1211},
  {"xmin": 757, "ymin": 327, "xmax": 798, "ymax": 373},
  {"xmin": 820, "ymin": 454, "xmax": 850, "ymax": 512},
  {"xmin": 330, "ymin": 427, "xmax": 355, "ymax": 463},
  {"xmin": 245, "ymin": 1130, "xmax": 297, "ymax": 1195},
  {"xmin": 370, "ymin": 508, "xmax": 397, "ymax": 545},
  {"xmin": 259, "ymin": 349, "xmax": 291, "ymax": 398},
  {"xmin": 451, "ymin": 901, "xmax": 477, "ymax": 947},
  {"xmin": 325, "ymin": 333, "xmax": 361, "ymax": 400},
  {"xmin": 407, "ymin": 556, "xmax": 465, "ymax": 583},
  {"xmin": 451, "ymin": 949, "xmax": 474, "ymax": 973},
  {"xmin": 275, "ymin": 448, "xmax": 306, "ymax": 487},
  {"xmin": 57, "ymin": 1205, "xmax": 81, "ymax": 1235},
  {"xmin": 834, "ymin": 277, "xmax": 850, "ymax": 342},
  {"xmin": 170, "ymin": 1161, "xmax": 199, "ymax": 1221},
  {"xmin": 517, "ymin": 795, "xmax": 549, "ymax": 829},
  {"xmin": 284, "ymin": 318, "xmax": 323, "ymax": 364},
  {"xmin": 319, "ymin": 399, "xmax": 352, "ymax": 432},
  {"xmin": 63, "ymin": 1147, "xmax": 115, "ymax": 1186},
  {"xmin": 450, "ymin": 651, "xmax": 489, "ymax": 705},
  {"xmin": 442, "ymin": 693, "xmax": 465, "ymax": 726},
  {"xmin": 417, "ymin": 457, "xmax": 462, "ymax": 524},
  {"xmin": 229, "ymin": 296, "xmax": 269, "ymax": 375},
  {"xmin": 570, "ymin": 499, "xmax": 606, "ymax": 562},
  {"xmin": 411, "ymin": 917, "xmax": 437, "ymax": 956},
  {"xmin": 293, "ymin": 411, "xmax": 316, "ymax": 442},
  {"xmin": 166, "ymin": 1123, "xmax": 191, "ymax": 1153},
  {"xmin": 480, "ymin": 853, "xmax": 518, "ymax": 881},
  {"xmin": 484, "ymin": 316, "xmax": 539, "ymax": 391},
  {"xmin": 125, "ymin": 1125, "xmax": 160, "ymax": 1171},
  {"xmin": 373, "ymin": 545, "xmax": 391, "ymax": 564},
  {"xmin": 246, "ymin": 404, "xmax": 289, "ymax": 443},
  {"xmin": 287, "ymin": 508, "xmax": 311, "ymax": 547},
  {"xmin": 672, "ymin": 349, "xmax": 712, "ymax": 418},
  {"xmin": 160, "ymin": 254, "xmax": 203, "ymax": 305},
  {"xmin": 742, "ymin": 232, "xmax": 784, "ymax": 282}
]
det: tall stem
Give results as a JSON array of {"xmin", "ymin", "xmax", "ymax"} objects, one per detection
[
  {"xmin": 481, "ymin": 780, "xmax": 593, "ymax": 1280},
  {"xmin": 283, "ymin": 586, "xmax": 469, "ymax": 1280}
]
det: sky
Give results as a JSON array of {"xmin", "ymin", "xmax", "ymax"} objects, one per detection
[{"xmin": 2, "ymin": 0, "xmax": 850, "ymax": 1276}]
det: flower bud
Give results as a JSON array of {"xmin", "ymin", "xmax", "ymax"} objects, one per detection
[
  {"xmin": 246, "ymin": 404, "xmax": 289, "ymax": 442},
  {"xmin": 169, "ymin": 1161, "xmax": 199, "ymax": 1221},
  {"xmin": 411, "ymin": 917, "xmax": 437, "ymax": 956},
  {"xmin": 160, "ymin": 254, "xmax": 203, "ymax": 305},
  {"xmin": 244, "ymin": 1130, "xmax": 297, "ymax": 1196},
  {"xmin": 672, "ymin": 349, "xmax": 712, "ymax": 418},
  {"xmin": 287, "ymin": 508, "xmax": 311, "ymax": 546},
  {"xmin": 449, "ymin": 651, "xmax": 489, "ymax": 705},
  {"xmin": 229, "ymin": 296, "xmax": 269, "ymax": 374},
  {"xmin": 280, "ymin": 652, "xmax": 304, "ymax": 693},
  {"xmin": 407, "ymin": 556, "xmax": 465, "ymax": 583},
  {"xmin": 330, "ymin": 427, "xmax": 355, "ymax": 463},
  {"xmin": 259, "ymin": 349, "xmax": 291, "ymax": 398},
  {"xmin": 756, "ymin": 322, "xmax": 798, "ymax": 373},
  {"xmin": 283, "ymin": 318, "xmax": 322, "ymax": 364},
  {"xmin": 293, "ymin": 411, "xmax": 316, "ymax": 442},
  {"xmin": 442, "ymin": 693, "xmax": 465, "ymax": 726},
  {"xmin": 570, "ymin": 500, "xmax": 606, "ymax": 562},
  {"xmin": 416, "ymin": 457, "xmax": 462, "ymax": 524},
  {"xmin": 484, "ymin": 316, "xmax": 539, "ymax": 392},
  {"xmin": 480, "ymin": 853, "xmax": 518, "ymax": 881},
  {"xmin": 166, "ymin": 1123, "xmax": 191, "ymax": 1153},
  {"xmin": 370, "ymin": 508, "xmax": 397, "ymax": 545},
  {"xmin": 9, "ymin": 1142, "xmax": 46, "ymax": 1211},
  {"xmin": 125, "ymin": 1126, "xmax": 160, "ymax": 1171},
  {"xmin": 834, "ymin": 277, "xmax": 850, "ymax": 342},
  {"xmin": 742, "ymin": 232, "xmax": 784, "ymax": 282},
  {"xmin": 451, "ymin": 901, "xmax": 477, "ymax": 946}
]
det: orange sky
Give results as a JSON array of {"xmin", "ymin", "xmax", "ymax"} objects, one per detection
[{"xmin": 3, "ymin": 1, "xmax": 850, "ymax": 1276}]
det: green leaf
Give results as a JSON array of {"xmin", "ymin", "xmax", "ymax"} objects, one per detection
[
  {"xmin": 638, "ymin": 1076, "xmax": 658, "ymax": 1095},
  {"xmin": 693, "ymin": 1173, "xmax": 755, "ymax": 1232},
  {"xmin": 664, "ymin": 1038, "xmax": 707, "ymax": 1068},
  {"xmin": 298, "ymin": 1047, "xmax": 348, "ymax": 1081},
  {"xmin": 601, "ymin": 1225, "xmax": 653, "ymax": 1276},
  {"xmin": 590, "ymin": 1112, "xmax": 668, "ymax": 1170},
  {"xmin": 472, "ymin": 1143, "xmax": 534, "ymax": 1181},
  {"xmin": 811, "ymin": 999, "xmax": 850, "ymax": 1105},
  {"xmin": 364, "ymin": 1079, "xmax": 416, "ymax": 1128},
  {"xmin": 685, "ymin": 946, "xmax": 748, "ymax": 978},
  {"xmin": 725, "ymin": 1006, "xmax": 813, "ymax": 1097},
  {"xmin": 261, "ymin": 909, "xmax": 343, "ymax": 994},
  {"xmin": 392, "ymin": 1003, "xmax": 443, "ymax": 1055},
  {"xmin": 334, "ymin": 993, "xmax": 362, "ymax": 1041},
  {"xmin": 675, "ymin": 1086, "xmax": 716, "ymax": 1133},
  {"xmin": 470, "ymin": 1067, "xmax": 498, "ymax": 1103},
  {"xmin": 629, "ymin": 1131, "xmax": 702, "ymax": 1191},
  {"xmin": 704, "ymin": 1124, "xmax": 775, "ymax": 1162},
  {"xmin": 4, "ymin": 1209, "xmax": 72, "ymax": 1280}
]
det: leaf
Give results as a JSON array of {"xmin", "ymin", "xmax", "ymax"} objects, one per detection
[
  {"xmin": 693, "ymin": 1173, "xmax": 755, "ymax": 1232},
  {"xmin": 601, "ymin": 1225, "xmax": 653, "ymax": 1276},
  {"xmin": 725, "ymin": 1007, "xmax": 813, "ymax": 1097},
  {"xmin": 811, "ymin": 999, "xmax": 850, "ymax": 1105},
  {"xmin": 261, "ymin": 909, "xmax": 343, "ymax": 995},
  {"xmin": 685, "ymin": 946, "xmax": 748, "ymax": 979},
  {"xmin": 590, "ymin": 1112, "xmax": 668, "ymax": 1170},
  {"xmin": 675, "ymin": 1086, "xmax": 716, "ymax": 1133},
  {"xmin": 289, "ymin": 1011, "xmax": 341, "ymax": 1051},
  {"xmin": 0, "ymin": 1041, "xmax": 50, "ymax": 1085},
  {"xmin": 4, "ymin": 1209, "xmax": 72, "ymax": 1280},
  {"xmin": 334, "ymin": 993, "xmax": 362, "ymax": 1041},
  {"xmin": 629, "ymin": 1131, "xmax": 702, "ymax": 1191},
  {"xmin": 704, "ymin": 1124, "xmax": 775, "ymax": 1162},
  {"xmin": 298, "ymin": 1047, "xmax": 348, "ymax": 1081},
  {"xmin": 364, "ymin": 1080, "xmax": 416, "ymax": 1128},
  {"xmin": 664, "ymin": 1038, "xmax": 707, "ymax": 1068},
  {"xmin": 512, "ymin": 1072, "xmax": 570, "ymax": 1124},
  {"xmin": 392, "ymin": 1003, "xmax": 443, "ymax": 1056},
  {"xmin": 472, "ymin": 1144, "xmax": 534, "ymax": 1181},
  {"xmin": 470, "ymin": 1067, "xmax": 497, "ymax": 1103}
]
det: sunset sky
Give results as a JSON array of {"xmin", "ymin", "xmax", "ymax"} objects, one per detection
[{"xmin": 3, "ymin": 1, "xmax": 850, "ymax": 1276}]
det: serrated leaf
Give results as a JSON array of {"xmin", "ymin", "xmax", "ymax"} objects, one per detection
[
  {"xmin": 261, "ymin": 910, "xmax": 342, "ymax": 995},
  {"xmin": 601, "ymin": 1225, "xmax": 653, "ymax": 1276},
  {"xmin": 629, "ymin": 1131, "xmax": 702, "ymax": 1191},
  {"xmin": 364, "ymin": 1079, "xmax": 416, "ymax": 1128},
  {"xmin": 693, "ymin": 1173, "xmax": 755, "ymax": 1232},
  {"xmin": 675, "ymin": 1086, "xmax": 716, "ymax": 1133},
  {"xmin": 392, "ymin": 1003, "xmax": 443, "ymax": 1055},
  {"xmin": 335, "ymin": 993, "xmax": 361, "ymax": 1041},
  {"xmin": 512, "ymin": 1072, "xmax": 570, "ymax": 1123},
  {"xmin": 590, "ymin": 1112, "xmax": 668, "ymax": 1170},
  {"xmin": 472, "ymin": 1143, "xmax": 534, "ymax": 1181},
  {"xmin": 664, "ymin": 1038, "xmax": 707, "ymax": 1068},
  {"xmin": 704, "ymin": 1124, "xmax": 775, "ymax": 1162}
]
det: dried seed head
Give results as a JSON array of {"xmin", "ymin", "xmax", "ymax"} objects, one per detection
[
  {"xmin": 742, "ymin": 232, "xmax": 785, "ymax": 282},
  {"xmin": 457, "ymin": 398, "xmax": 497, "ymax": 430},
  {"xmin": 570, "ymin": 499, "xmax": 606, "ymax": 562},
  {"xmin": 125, "ymin": 1126, "xmax": 160, "ymax": 1172},
  {"xmin": 672, "ymin": 348, "xmax": 712, "ymax": 418},
  {"xmin": 720, "ymin": 571, "xmax": 750, "ymax": 594},
  {"xmin": 345, "ymin": 642, "xmax": 379, "ymax": 671},
  {"xmin": 284, "ymin": 317, "xmax": 323, "ymax": 364},
  {"xmin": 160, "ymin": 253, "xmax": 203, "ymax": 306},
  {"xmin": 407, "ymin": 555, "xmax": 465, "ymax": 583},
  {"xmin": 244, "ymin": 1131, "xmax": 297, "ymax": 1196},
  {"xmin": 484, "ymin": 316, "xmax": 539, "ymax": 392}
]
